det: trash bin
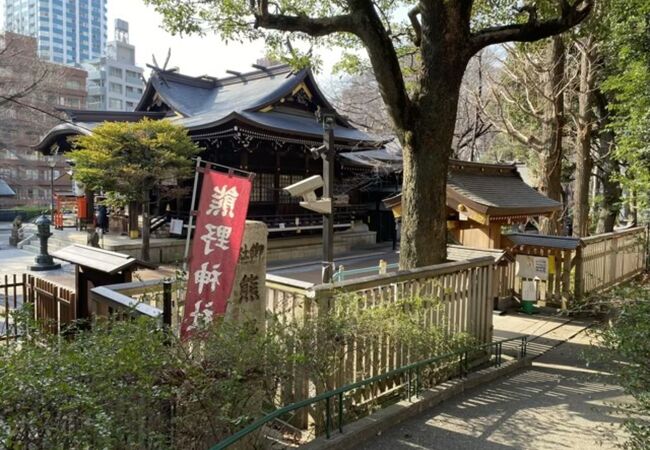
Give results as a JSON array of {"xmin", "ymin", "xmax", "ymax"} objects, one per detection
[{"xmin": 521, "ymin": 299, "xmax": 536, "ymax": 315}]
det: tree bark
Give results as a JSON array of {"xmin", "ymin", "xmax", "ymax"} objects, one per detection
[
  {"xmin": 594, "ymin": 91, "xmax": 621, "ymax": 234},
  {"xmin": 128, "ymin": 200, "xmax": 139, "ymax": 236},
  {"xmin": 398, "ymin": 5, "xmax": 468, "ymax": 268},
  {"xmin": 539, "ymin": 36, "xmax": 566, "ymax": 235},
  {"xmin": 573, "ymin": 37, "xmax": 596, "ymax": 238}
]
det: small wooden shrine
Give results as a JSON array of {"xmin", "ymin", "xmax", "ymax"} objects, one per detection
[{"xmin": 383, "ymin": 160, "xmax": 562, "ymax": 249}]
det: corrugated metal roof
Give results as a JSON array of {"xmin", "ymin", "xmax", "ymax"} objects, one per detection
[
  {"xmin": 52, "ymin": 244, "xmax": 140, "ymax": 274},
  {"xmin": 503, "ymin": 233, "xmax": 583, "ymax": 250},
  {"xmin": 0, "ymin": 179, "xmax": 15, "ymax": 197}
]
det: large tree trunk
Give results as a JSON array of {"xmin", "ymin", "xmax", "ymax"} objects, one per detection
[
  {"xmin": 573, "ymin": 37, "xmax": 596, "ymax": 238},
  {"xmin": 400, "ymin": 132, "xmax": 451, "ymax": 268},
  {"xmin": 539, "ymin": 36, "xmax": 566, "ymax": 235},
  {"xmin": 141, "ymin": 191, "xmax": 151, "ymax": 262},
  {"xmin": 398, "ymin": 7, "xmax": 467, "ymax": 269},
  {"xmin": 594, "ymin": 91, "xmax": 621, "ymax": 234}
]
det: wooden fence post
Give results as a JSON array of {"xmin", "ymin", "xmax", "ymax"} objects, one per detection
[{"xmin": 574, "ymin": 247, "xmax": 584, "ymax": 302}]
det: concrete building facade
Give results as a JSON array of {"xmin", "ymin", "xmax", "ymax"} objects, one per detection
[
  {"xmin": 0, "ymin": 32, "xmax": 87, "ymax": 207},
  {"xmin": 3, "ymin": 0, "xmax": 108, "ymax": 65},
  {"xmin": 84, "ymin": 19, "xmax": 145, "ymax": 111}
]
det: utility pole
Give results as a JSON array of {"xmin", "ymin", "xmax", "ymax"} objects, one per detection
[{"xmin": 319, "ymin": 108, "xmax": 336, "ymax": 284}]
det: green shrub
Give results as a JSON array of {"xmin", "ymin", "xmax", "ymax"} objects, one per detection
[
  {"xmin": 0, "ymin": 295, "xmax": 474, "ymax": 449},
  {"xmin": 587, "ymin": 280, "xmax": 650, "ymax": 449}
]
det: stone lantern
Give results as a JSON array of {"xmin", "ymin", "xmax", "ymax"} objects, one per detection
[{"xmin": 29, "ymin": 215, "xmax": 61, "ymax": 271}]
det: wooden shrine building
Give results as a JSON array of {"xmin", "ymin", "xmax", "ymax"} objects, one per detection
[
  {"xmin": 34, "ymin": 64, "xmax": 389, "ymax": 237},
  {"xmin": 383, "ymin": 160, "xmax": 562, "ymax": 249}
]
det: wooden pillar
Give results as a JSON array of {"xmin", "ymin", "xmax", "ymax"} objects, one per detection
[
  {"xmin": 574, "ymin": 246, "xmax": 584, "ymax": 301},
  {"xmin": 561, "ymin": 250, "xmax": 572, "ymax": 310},
  {"xmin": 274, "ymin": 152, "xmax": 281, "ymax": 214}
]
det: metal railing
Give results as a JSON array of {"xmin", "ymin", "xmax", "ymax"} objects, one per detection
[
  {"xmin": 210, "ymin": 335, "xmax": 528, "ymax": 450},
  {"xmin": 332, "ymin": 260, "xmax": 399, "ymax": 282}
]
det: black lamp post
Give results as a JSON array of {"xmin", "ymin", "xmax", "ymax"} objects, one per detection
[
  {"xmin": 29, "ymin": 215, "xmax": 61, "ymax": 271},
  {"xmin": 48, "ymin": 155, "xmax": 57, "ymax": 223}
]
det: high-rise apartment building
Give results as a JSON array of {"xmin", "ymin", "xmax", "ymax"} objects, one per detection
[
  {"xmin": 0, "ymin": 32, "xmax": 87, "ymax": 207},
  {"xmin": 85, "ymin": 19, "xmax": 144, "ymax": 111},
  {"xmin": 4, "ymin": 0, "xmax": 108, "ymax": 65}
]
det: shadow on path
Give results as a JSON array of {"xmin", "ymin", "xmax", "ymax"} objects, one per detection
[{"xmin": 358, "ymin": 335, "xmax": 630, "ymax": 450}]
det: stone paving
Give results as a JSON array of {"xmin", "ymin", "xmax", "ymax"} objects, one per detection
[{"xmin": 357, "ymin": 313, "xmax": 631, "ymax": 450}]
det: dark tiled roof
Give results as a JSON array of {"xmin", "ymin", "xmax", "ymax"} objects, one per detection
[
  {"xmin": 35, "ymin": 64, "xmax": 380, "ymax": 153},
  {"xmin": 142, "ymin": 65, "xmax": 376, "ymax": 143},
  {"xmin": 447, "ymin": 170, "xmax": 561, "ymax": 215},
  {"xmin": 339, "ymin": 148, "xmax": 402, "ymax": 170},
  {"xmin": 0, "ymin": 179, "xmax": 15, "ymax": 197},
  {"xmin": 382, "ymin": 160, "xmax": 561, "ymax": 217},
  {"xmin": 503, "ymin": 233, "xmax": 583, "ymax": 250}
]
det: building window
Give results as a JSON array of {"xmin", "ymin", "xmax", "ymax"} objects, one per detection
[
  {"xmin": 65, "ymin": 80, "xmax": 81, "ymax": 90},
  {"xmin": 109, "ymin": 66, "xmax": 122, "ymax": 78},
  {"xmin": 108, "ymin": 98, "xmax": 122, "ymax": 109},
  {"xmin": 251, "ymin": 173, "xmax": 275, "ymax": 202},
  {"xmin": 109, "ymin": 82, "xmax": 122, "ymax": 94},
  {"xmin": 66, "ymin": 97, "xmax": 81, "ymax": 108}
]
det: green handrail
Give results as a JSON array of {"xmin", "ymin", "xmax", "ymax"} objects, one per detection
[{"xmin": 210, "ymin": 335, "xmax": 528, "ymax": 450}]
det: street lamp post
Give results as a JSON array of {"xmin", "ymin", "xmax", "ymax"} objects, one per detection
[{"xmin": 48, "ymin": 155, "xmax": 57, "ymax": 223}]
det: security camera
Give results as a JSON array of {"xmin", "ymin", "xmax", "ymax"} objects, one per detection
[
  {"xmin": 283, "ymin": 175, "xmax": 332, "ymax": 214},
  {"xmin": 310, "ymin": 145, "xmax": 326, "ymax": 160},
  {"xmin": 284, "ymin": 175, "xmax": 323, "ymax": 199}
]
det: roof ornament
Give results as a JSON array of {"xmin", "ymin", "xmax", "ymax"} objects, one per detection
[{"xmin": 147, "ymin": 48, "xmax": 177, "ymax": 87}]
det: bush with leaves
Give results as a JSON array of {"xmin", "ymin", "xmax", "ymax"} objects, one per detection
[
  {"xmin": 586, "ymin": 279, "xmax": 650, "ymax": 449},
  {"xmin": 0, "ymin": 293, "xmax": 474, "ymax": 449}
]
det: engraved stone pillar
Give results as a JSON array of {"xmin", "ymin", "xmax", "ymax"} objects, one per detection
[{"xmin": 226, "ymin": 220, "xmax": 268, "ymax": 323}]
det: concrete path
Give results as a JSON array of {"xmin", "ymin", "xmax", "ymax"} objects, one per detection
[{"xmin": 357, "ymin": 328, "xmax": 631, "ymax": 450}]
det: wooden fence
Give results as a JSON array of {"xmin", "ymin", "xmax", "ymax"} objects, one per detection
[
  {"xmin": 0, "ymin": 274, "xmax": 76, "ymax": 339},
  {"xmin": 266, "ymin": 257, "xmax": 495, "ymax": 422},
  {"xmin": 577, "ymin": 227, "xmax": 648, "ymax": 296},
  {"xmin": 506, "ymin": 226, "xmax": 648, "ymax": 306}
]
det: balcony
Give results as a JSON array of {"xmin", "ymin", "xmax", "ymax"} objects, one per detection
[{"xmin": 125, "ymin": 90, "xmax": 142, "ymax": 100}]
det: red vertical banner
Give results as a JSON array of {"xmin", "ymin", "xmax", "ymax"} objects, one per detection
[{"xmin": 181, "ymin": 168, "xmax": 252, "ymax": 338}]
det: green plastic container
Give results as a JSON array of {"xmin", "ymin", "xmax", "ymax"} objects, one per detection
[{"xmin": 521, "ymin": 300, "xmax": 537, "ymax": 315}]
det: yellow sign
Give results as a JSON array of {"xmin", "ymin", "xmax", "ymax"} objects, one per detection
[{"xmin": 548, "ymin": 255, "xmax": 555, "ymax": 275}]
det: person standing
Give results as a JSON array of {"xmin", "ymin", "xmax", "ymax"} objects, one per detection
[{"xmin": 97, "ymin": 204, "xmax": 108, "ymax": 233}]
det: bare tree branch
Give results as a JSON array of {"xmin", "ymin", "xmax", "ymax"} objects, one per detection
[
  {"xmin": 470, "ymin": 0, "xmax": 593, "ymax": 53},
  {"xmin": 408, "ymin": 6, "xmax": 421, "ymax": 47}
]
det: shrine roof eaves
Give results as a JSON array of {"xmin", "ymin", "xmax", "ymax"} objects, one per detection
[{"xmin": 382, "ymin": 159, "xmax": 562, "ymax": 217}]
